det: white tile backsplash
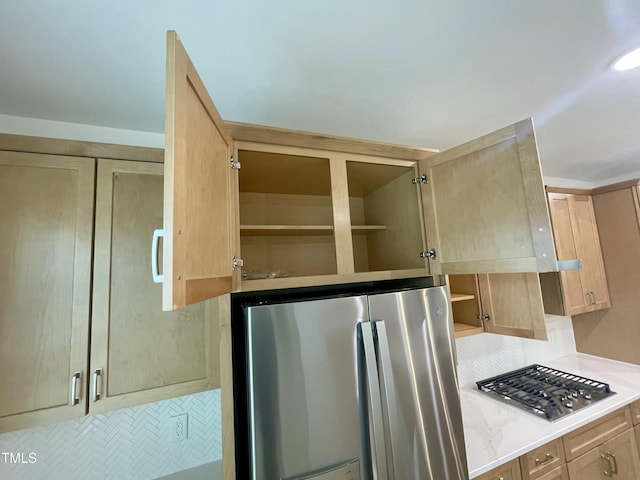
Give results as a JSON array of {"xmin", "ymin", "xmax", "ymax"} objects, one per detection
[
  {"xmin": 456, "ymin": 315, "xmax": 577, "ymax": 388},
  {"xmin": 0, "ymin": 389, "xmax": 221, "ymax": 480}
]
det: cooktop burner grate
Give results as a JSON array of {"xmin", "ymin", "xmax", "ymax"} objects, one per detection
[{"xmin": 476, "ymin": 364, "xmax": 615, "ymax": 421}]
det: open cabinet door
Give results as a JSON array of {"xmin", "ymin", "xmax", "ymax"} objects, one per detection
[
  {"xmin": 419, "ymin": 118, "xmax": 557, "ymax": 275},
  {"xmin": 163, "ymin": 31, "xmax": 234, "ymax": 311}
]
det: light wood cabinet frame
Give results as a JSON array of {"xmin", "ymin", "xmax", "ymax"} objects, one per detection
[{"xmin": 543, "ymin": 192, "xmax": 610, "ymax": 316}]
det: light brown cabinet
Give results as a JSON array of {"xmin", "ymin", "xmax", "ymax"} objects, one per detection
[
  {"xmin": 477, "ymin": 458, "xmax": 523, "ymax": 480},
  {"xmin": 162, "ymin": 30, "xmax": 559, "ymax": 312},
  {"xmin": 89, "ymin": 159, "xmax": 219, "ymax": 414},
  {"xmin": 0, "ymin": 151, "xmax": 95, "ymax": 433},
  {"xmin": 564, "ymin": 407, "xmax": 640, "ymax": 480},
  {"xmin": 477, "ymin": 406, "xmax": 640, "ymax": 480},
  {"xmin": 542, "ymin": 191, "xmax": 610, "ymax": 316},
  {"xmin": 520, "ymin": 438, "xmax": 566, "ymax": 480},
  {"xmin": 0, "ymin": 150, "xmax": 220, "ymax": 434},
  {"xmin": 449, "ymin": 273, "xmax": 547, "ymax": 340},
  {"xmin": 566, "ymin": 429, "xmax": 640, "ymax": 480}
]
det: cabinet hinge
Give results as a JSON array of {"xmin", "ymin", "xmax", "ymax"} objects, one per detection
[
  {"xmin": 419, "ymin": 248, "xmax": 437, "ymax": 259},
  {"xmin": 230, "ymin": 157, "xmax": 241, "ymax": 170},
  {"xmin": 412, "ymin": 174, "xmax": 428, "ymax": 185},
  {"xmin": 479, "ymin": 314, "xmax": 491, "ymax": 322},
  {"xmin": 232, "ymin": 257, "xmax": 244, "ymax": 269}
]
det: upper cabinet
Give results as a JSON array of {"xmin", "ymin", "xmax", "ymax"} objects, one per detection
[
  {"xmin": 163, "ymin": 31, "xmax": 235, "ymax": 311},
  {"xmin": 542, "ymin": 191, "xmax": 610, "ymax": 316},
  {"xmin": 162, "ymin": 31, "xmax": 559, "ymax": 309},
  {"xmin": 0, "ymin": 151, "xmax": 94, "ymax": 432},
  {"xmin": 91, "ymin": 159, "xmax": 219, "ymax": 414}
]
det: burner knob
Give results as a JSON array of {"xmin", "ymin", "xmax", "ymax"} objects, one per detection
[
  {"xmin": 583, "ymin": 393, "xmax": 592, "ymax": 400},
  {"xmin": 565, "ymin": 401, "xmax": 573, "ymax": 409}
]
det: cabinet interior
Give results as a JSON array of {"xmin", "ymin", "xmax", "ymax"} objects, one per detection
[
  {"xmin": 345, "ymin": 160, "xmax": 424, "ymax": 273},
  {"xmin": 238, "ymin": 149, "xmax": 337, "ymax": 280},
  {"xmin": 448, "ymin": 274, "xmax": 484, "ymax": 338}
]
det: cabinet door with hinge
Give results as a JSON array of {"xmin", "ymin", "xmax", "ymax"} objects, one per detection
[
  {"xmin": 449, "ymin": 273, "xmax": 547, "ymax": 340},
  {"xmin": 163, "ymin": 30, "xmax": 235, "ymax": 311},
  {"xmin": 419, "ymin": 118, "xmax": 557, "ymax": 275},
  {"xmin": 478, "ymin": 273, "xmax": 547, "ymax": 340},
  {"xmin": 90, "ymin": 159, "xmax": 219, "ymax": 414},
  {"xmin": 0, "ymin": 151, "xmax": 94, "ymax": 433}
]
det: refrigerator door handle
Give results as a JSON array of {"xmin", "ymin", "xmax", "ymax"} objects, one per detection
[
  {"xmin": 373, "ymin": 320, "xmax": 398, "ymax": 479},
  {"xmin": 361, "ymin": 322, "xmax": 389, "ymax": 480}
]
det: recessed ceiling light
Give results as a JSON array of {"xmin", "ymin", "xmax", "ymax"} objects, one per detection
[{"xmin": 613, "ymin": 47, "xmax": 640, "ymax": 71}]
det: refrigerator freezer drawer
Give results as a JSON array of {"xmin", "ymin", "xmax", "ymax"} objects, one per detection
[{"xmin": 286, "ymin": 458, "xmax": 360, "ymax": 480}]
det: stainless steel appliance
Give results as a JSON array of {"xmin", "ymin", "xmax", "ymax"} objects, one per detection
[
  {"xmin": 233, "ymin": 280, "xmax": 468, "ymax": 480},
  {"xmin": 476, "ymin": 364, "xmax": 615, "ymax": 421}
]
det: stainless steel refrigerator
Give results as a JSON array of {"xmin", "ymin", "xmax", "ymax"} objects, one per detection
[{"xmin": 235, "ymin": 281, "xmax": 468, "ymax": 480}]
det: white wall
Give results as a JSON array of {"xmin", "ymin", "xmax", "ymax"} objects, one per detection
[
  {"xmin": 455, "ymin": 314, "xmax": 577, "ymax": 388},
  {"xmin": 0, "ymin": 114, "xmax": 163, "ymax": 148}
]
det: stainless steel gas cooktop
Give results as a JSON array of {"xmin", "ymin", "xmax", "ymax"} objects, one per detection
[{"xmin": 476, "ymin": 364, "xmax": 615, "ymax": 421}]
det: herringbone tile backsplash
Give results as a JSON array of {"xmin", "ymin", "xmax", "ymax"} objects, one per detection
[{"xmin": 0, "ymin": 389, "xmax": 221, "ymax": 480}]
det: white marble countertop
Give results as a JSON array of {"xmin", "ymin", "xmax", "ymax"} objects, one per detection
[{"xmin": 462, "ymin": 352, "xmax": 640, "ymax": 478}]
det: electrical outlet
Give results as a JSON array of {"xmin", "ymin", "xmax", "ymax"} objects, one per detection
[{"xmin": 170, "ymin": 413, "xmax": 188, "ymax": 442}]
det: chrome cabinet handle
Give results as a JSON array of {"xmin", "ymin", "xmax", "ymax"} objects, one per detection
[
  {"xmin": 92, "ymin": 368, "xmax": 103, "ymax": 402},
  {"xmin": 360, "ymin": 323, "xmax": 389, "ymax": 480},
  {"xmin": 69, "ymin": 371, "xmax": 81, "ymax": 406},
  {"xmin": 601, "ymin": 453, "xmax": 613, "ymax": 477},
  {"xmin": 151, "ymin": 229, "xmax": 164, "ymax": 283},
  {"xmin": 535, "ymin": 453, "xmax": 554, "ymax": 466},
  {"xmin": 606, "ymin": 451, "xmax": 618, "ymax": 474},
  {"xmin": 590, "ymin": 291, "xmax": 596, "ymax": 305}
]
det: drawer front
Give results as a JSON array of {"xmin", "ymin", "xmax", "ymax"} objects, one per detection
[
  {"xmin": 632, "ymin": 400, "xmax": 640, "ymax": 426},
  {"xmin": 563, "ymin": 407, "xmax": 633, "ymax": 461},
  {"xmin": 521, "ymin": 438, "xmax": 565, "ymax": 479},
  {"xmin": 476, "ymin": 458, "xmax": 522, "ymax": 480},
  {"xmin": 535, "ymin": 465, "xmax": 568, "ymax": 480}
]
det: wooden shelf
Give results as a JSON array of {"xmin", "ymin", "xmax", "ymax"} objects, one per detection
[
  {"xmin": 240, "ymin": 225, "xmax": 387, "ymax": 236},
  {"xmin": 351, "ymin": 225, "xmax": 387, "ymax": 234},
  {"xmin": 450, "ymin": 293, "xmax": 476, "ymax": 302},
  {"xmin": 454, "ymin": 323, "xmax": 484, "ymax": 339},
  {"xmin": 240, "ymin": 225, "xmax": 334, "ymax": 236}
]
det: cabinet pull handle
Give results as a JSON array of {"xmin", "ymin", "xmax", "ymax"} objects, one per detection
[
  {"xmin": 585, "ymin": 291, "xmax": 591, "ymax": 305},
  {"xmin": 151, "ymin": 229, "xmax": 164, "ymax": 283},
  {"xmin": 535, "ymin": 453, "xmax": 554, "ymax": 466},
  {"xmin": 69, "ymin": 371, "xmax": 81, "ymax": 406},
  {"xmin": 601, "ymin": 453, "xmax": 613, "ymax": 477},
  {"xmin": 607, "ymin": 452, "xmax": 618, "ymax": 474},
  {"xmin": 92, "ymin": 368, "xmax": 103, "ymax": 402},
  {"xmin": 590, "ymin": 291, "xmax": 596, "ymax": 305}
]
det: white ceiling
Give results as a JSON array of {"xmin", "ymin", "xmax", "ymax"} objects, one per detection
[{"xmin": 1, "ymin": 0, "xmax": 640, "ymax": 183}]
